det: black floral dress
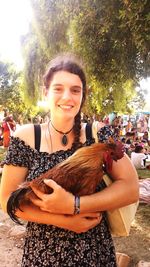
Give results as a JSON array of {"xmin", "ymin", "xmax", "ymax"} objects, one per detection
[{"xmin": 4, "ymin": 126, "xmax": 117, "ymax": 267}]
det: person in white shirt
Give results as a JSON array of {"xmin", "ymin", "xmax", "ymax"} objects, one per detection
[{"xmin": 131, "ymin": 145, "xmax": 147, "ymax": 169}]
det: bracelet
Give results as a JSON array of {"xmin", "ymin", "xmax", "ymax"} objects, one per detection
[{"xmin": 74, "ymin": 196, "xmax": 80, "ymax": 215}]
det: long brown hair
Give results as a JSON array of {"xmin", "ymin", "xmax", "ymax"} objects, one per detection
[{"xmin": 43, "ymin": 53, "xmax": 87, "ymax": 150}]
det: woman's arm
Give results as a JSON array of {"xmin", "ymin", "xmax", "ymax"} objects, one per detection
[
  {"xmin": 16, "ymin": 204, "xmax": 102, "ymax": 233},
  {"xmin": 0, "ymin": 164, "xmax": 101, "ymax": 233},
  {"xmin": 0, "ymin": 164, "xmax": 28, "ymax": 212},
  {"xmin": 30, "ymin": 153, "xmax": 139, "ymax": 214},
  {"xmin": 80, "ymin": 153, "xmax": 139, "ymax": 213}
]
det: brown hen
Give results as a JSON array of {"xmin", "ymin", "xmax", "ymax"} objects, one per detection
[{"xmin": 7, "ymin": 140, "xmax": 124, "ymax": 224}]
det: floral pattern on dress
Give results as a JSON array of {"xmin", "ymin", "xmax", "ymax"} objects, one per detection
[
  {"xmin": 4, "ymin": 126, "xmax": 117, "ymax": 267},
  {"xmin": 97, "ymin": 125, "xmax": 114, "ymax": 142}
]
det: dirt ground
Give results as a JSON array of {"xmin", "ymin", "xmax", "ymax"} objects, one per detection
[
  {"xmin": 0, "ymin": 209, "xmax": 24, "ymax": 267},
  {"xmin": 0, "ymin": 204, "xmax": 149, "ymax": 267},
  {"xmin": 113, "ymin": 203, "xmax": 150, "ymax": 267}
]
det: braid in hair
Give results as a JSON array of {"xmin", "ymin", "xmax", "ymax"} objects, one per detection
[{"xmin": 72, "ymin": 111, "xmax": 82, "ymax": 150}]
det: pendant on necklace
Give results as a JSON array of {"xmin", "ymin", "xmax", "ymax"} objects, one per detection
[{"xmin": 62, "ymin": 134, "xmax": 68, "ymax": 146}]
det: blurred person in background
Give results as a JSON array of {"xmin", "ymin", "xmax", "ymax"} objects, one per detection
[
  {"xmin": 131, "ymin": 145, "xmax": 148, "ymax": 169},
  {"xmin": 2, "ymin": 116, "xmax": 16, "ymax": 148}
]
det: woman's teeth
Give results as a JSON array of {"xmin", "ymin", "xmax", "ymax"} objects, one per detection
[{"xmin": 59, "ymin": 105, "xmax": 73, "ymax": 109}]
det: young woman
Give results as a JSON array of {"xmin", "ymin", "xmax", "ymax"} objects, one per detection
[{"xmin": 0, "ymin": 54, "xmax": 139, "ymax": 267}]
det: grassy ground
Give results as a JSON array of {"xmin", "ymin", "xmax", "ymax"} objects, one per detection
[
  {"xmin": 0, "ymin": 147, "xmax": 5, "ymax": 162},
  {"xmin": 0, "ymin": 147, "xmax": 7, "ymax": 179},
  {"xmin": 137, "ymin": 169, "xmax": 150, "ymax": 179}
]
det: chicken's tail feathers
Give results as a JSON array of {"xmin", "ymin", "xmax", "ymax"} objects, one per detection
[{"xmin": 7, "ymin": 188, "xmax": 28, "ymax": 225}]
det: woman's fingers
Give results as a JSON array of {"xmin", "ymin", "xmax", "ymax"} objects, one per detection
[
  {"xmin": 29, "ymin": 192, "xmax": 43, "ymax": 207},
  {"xmin": 29, "ymin": 180, "xmax": 73, "ymax": 214},
  {"xmin": 29, "ymin": 186, "xmax": 51, "ymax": 208},
  {"xmin": 30, "ymin": 179, "xmax": 59, "ymax": 199},
  {"xmin": 30, "ymin": 186, "xmax": 46, "ymax": 200},
  {"xmin": 62, "ymin": 212, "xmax": 102, "ymax": 233},
  {"xmin": 78, "ymin": 212, "xmax": 102, "ymax": 219},
  {"xmin": 84, "ymin": 213, "xmax": 102, "ymax": 231},
  {"xmin": 75, "ymin": 213, "xmax": 102, "ymax": 233},
  {"xmin": 43, "ymin": 179, "xmax": 60, "ymax": 190}
]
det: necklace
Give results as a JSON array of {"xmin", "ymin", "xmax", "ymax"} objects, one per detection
[{"xmin": 50, "ymin": 121, "xmax": 74, "ymax": 146}]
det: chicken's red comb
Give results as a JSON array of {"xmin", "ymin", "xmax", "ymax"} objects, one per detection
[{"xmin": 112, "ymin": 141, "xmax": 125, "ymax": 161}]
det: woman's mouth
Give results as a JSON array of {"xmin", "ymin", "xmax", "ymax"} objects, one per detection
[{"xmin": 58, "ymin": 105, "xmax": 73, "ymax": 110}]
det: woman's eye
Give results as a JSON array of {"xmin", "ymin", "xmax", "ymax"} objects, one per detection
[
  {"xmin": 71, "ymin": 87, "xmax": 81, "ymax": 94},
  {"xmin": 54, "ymin": 87, "xmax": 62, "ymax": 92}
]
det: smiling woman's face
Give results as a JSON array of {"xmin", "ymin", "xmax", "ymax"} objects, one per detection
[{"xmin": 47, "ymin": 70, "xmax": 83, "ymax": 122}]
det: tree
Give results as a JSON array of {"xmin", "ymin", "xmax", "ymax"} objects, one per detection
[
  {"xmin": 68, "ymin": 0, "xmax": 149, "ymax": 114},
  {"xmin": 21, "ymin": 0, "xmax": 71, "ymax": 104},
  {"xmin": 21, "ymin": 0, "xmax": 150, "ymax": 115},
  {"xmin": 0, "ymin": 61, "xmax": 26, "ymax": 119}
]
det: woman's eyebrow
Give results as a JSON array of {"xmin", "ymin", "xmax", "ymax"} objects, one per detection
[
  {"xmin": 52, "ymin": 84, "xmax": 82, "ymax": 89},
  {"xmin": 52, "ymin": 83, "xmax": 63, "ymax": 87},
  {"xmin": 70, "ymin": 85, "xmax": 82, "ymax": 89}
]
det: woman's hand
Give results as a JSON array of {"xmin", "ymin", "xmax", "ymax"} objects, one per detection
[
  {"xmin": 57, "ymin": 212, "xmax": 102, "ymax": 233},
  {"xmin": 15, "ymin": 202, "xmax": 102, "ymax": 232},
  {"xmin": 30, "ymin": 179, "xmax": 74, "ymax": 215}
]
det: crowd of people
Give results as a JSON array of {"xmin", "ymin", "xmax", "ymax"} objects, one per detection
[
  {"xmin": 110, "ymin": 116, "xmax": 150, "ymax": 169},
  {"xmin": 0, "ymin": 111, "xmax": 150, "ymax": 170},
  {"xmin": 0, "ymin": 113, "xmax": 49, "ymax": 149},
  {"xmin": 81, "ymin": 113, "xmax": 150, "ymax": 170}
]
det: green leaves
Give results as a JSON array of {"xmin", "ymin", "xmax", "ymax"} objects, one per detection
[
  {"xmin": 21, "ymin": 0, "xmax": 149, "ymax": 115},
  {"xmin": 0, "ymin": 61, "xmax": 27, "ymax": 118}
]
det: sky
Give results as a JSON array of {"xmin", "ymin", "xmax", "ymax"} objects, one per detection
[
  {"xmin": 0, "ymin": 0, "xmax": 149, "ymax": 109},
  {"xmin": 0, "ymin": 0, "xmax": 33, "ymax": 69},
  {"xmin": 139, "ymin": 78, "xmax": 150, "ymax": 111}
]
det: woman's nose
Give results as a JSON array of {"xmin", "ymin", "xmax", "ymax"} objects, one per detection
[{"xmin": 62, "ymin": 89, "xmax": 72, "ymax": 99}]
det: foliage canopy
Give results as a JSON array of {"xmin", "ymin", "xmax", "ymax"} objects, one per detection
[
  {"xmin": 0, "ymin": 61, "xmax": 26, "ymax": 119},
  {"xmin": 21, "ymin": 0, "xmax": 150, "ymax": 115}
]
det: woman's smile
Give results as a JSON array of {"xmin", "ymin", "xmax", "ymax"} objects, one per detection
[
  {"xmin": 58, "ymin": 104, "xmax": 74, "ymax": 110},
  {"xmin": 47, "ymin": 70, "xmax": 83, "ymax": 120}
]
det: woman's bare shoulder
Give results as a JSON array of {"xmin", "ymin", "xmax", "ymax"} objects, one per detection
[{"xmin": 13, "ymin": 124, "xmax": 35, "ymax": 148}]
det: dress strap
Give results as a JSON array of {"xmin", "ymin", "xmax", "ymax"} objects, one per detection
[
  {"xmin": 85, "ymin": 123, "xmax": 93, "ymax": 140},
  {"xmin": 34, "ymin": 124, "xmax": 41, "ymax": 151}
]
